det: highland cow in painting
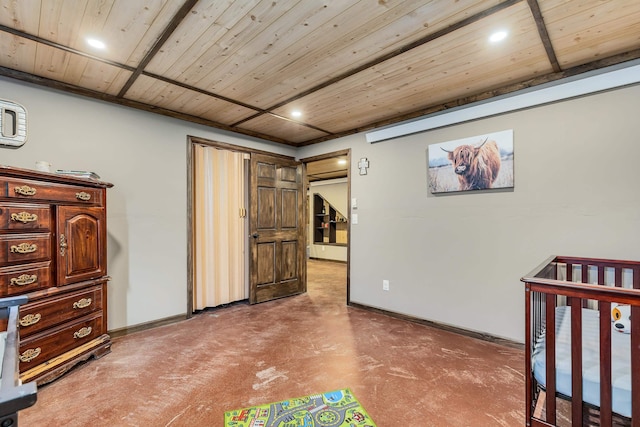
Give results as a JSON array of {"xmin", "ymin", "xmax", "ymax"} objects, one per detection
[{"xmin": 440, "ymin": 138, "xmax": 501, "ymax": 191}]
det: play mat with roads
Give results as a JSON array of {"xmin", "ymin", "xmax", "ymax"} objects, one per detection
[{"xmin": 224, "ymin": 388, "xmax": 376, "ymax": 427}]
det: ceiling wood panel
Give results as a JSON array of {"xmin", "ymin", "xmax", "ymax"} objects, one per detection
[
  {"xmin": 275, "ymin": 2, "xmax": 551, "ymax": 133},
  {"xmin": 187, "ymin": 0, "xmax": 505, "ymax": 108},
  {"xmin": 2, "ymin": 0, "xmax": 186, "ymax": 66},
  {"xmin": 0, "ymin": 0, "xmax": 638, "ymax": 146},
  {"xmin": 238, "ymin": 114, "xmax": 329, "ymax": 144},
  {"xmin": 541, "ymin": 0, "xmax": 640, "ymax": 68},
  {"xmin": 0, "ymin": 0, "xmax": 42, "ymax": 32},
  {"xmin": 0, "ymin": 32, "xmax": 131, "ymax": 95},
  {"xmin": 0, "ymin": 32, "xmax": 37, "ymax": 72},
  {"xmin": 28, "ymin": 42, "xmax": 130, "ymax": 95},
  {"xmin": 125, "ymin": 74, "xmax": 257, "ymax": 124},
  {"xmin": 169, "ymin": 2, "xmax": 361, "ymax": 109},
  {"xmin": 37, "ymin": 0, "xmax": 89, "ymax": 45},
  {"xmin": 74, "ymin": 57, "xmax": 132, "ymax": 95},
  {"xmin": 144, "ymin": 0, "xmax": 255, "ymax": 77},
  {"xmin": 306, "ymin": 157, "xmax": 348, "ymax": 182}
]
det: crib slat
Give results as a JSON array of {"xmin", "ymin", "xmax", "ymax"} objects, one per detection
[
  {"xmin": 598, "ymin": 266, "xmax": 605, "ymax": 287},
  {"xmin": 569, "ymin": 296, "xmax": 583, "ymax": 426},
  {"xmin": 634, "ymin": 271, "xmax": 640, "ymax": 427},
  {"xmin": 545, "ymin": 293, "xmax": 557, "ymax": 424},
  {"xmin": 599, "ymin": 300, "xmax": 612, "ymax": 426},
  {"xmin": 582, "ymin": 265, "xmax": 591, "ymax": 308},
  {"xmin": 525, "ymin": 287, "xmax": 533, "ymax": 424},
  {"xmin": 633, "ymin": 304, "xmax": 640, "ymax": 427},
  {"xmin": 615, "ymin": 267, "xmax": 623, "ymax": 288}
]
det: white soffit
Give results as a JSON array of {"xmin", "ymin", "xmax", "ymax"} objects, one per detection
[
  {"xmin": 310, "ymin": 178, "xmax": 348, "ymax": 186},
  {"xmin": 366, "ymin": 60, "xmax": 640, "ymax": 143}
]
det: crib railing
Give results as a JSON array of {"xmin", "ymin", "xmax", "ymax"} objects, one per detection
[
  {"xmin": 0, "ymin": 295, "xmax": 38, "ymax": 425},
  {"xmin": 522, "ymin": 256, "xmax": 640, "ymax": 427}
]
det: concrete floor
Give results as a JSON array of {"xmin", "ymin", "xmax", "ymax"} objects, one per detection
[{"xmin": 20, "ymin": 259, "xmax": 525, "ymax": 426}]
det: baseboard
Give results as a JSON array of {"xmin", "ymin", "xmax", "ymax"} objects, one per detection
[
  {"xmin": 347, "ymin": 302, "xmax": 524, "ymax": 350},
  {"xmin": 108, "ymin": 314, "xmax": 187, "ymax": 338}
]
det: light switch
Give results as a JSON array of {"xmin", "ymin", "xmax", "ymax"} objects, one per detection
[
  {"xmin": 351, "ymin": 198, "xmax": 357, "ymax": 209},
  {"xmin": 352, "ymin": 213, "xmax": 358, "ymax": 224}
]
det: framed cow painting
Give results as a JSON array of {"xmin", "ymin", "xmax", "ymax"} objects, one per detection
[{"xmin": 427, "ymin": 129, "xmax": 514, "ymax": 194}]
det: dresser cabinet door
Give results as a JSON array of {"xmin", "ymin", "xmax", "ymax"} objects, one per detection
[{"xmin": 56, "ymin": 206, "xmax": 106, "ymax": 285}]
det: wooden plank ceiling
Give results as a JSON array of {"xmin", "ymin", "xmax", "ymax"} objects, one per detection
[{"xmin": 1, "ymin": 0, "xmax": 639, "ymax": 147}]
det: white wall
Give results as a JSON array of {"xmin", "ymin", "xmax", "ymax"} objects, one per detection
[
  {"xmin": 0, "ymin": 77, "xmax": 295, "ymax": 331},
  {"xmin": 298, "ymin": 84, "xmax": 640, "ymax": 342},
  {"xmin": 308, "ymin": 179, "xmax": 348, "ymax": 262}
]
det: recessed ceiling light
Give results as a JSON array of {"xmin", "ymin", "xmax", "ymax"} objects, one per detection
[
  {"xmin": 489, "ymin": 31, "xmax": 508, "ymax": 43},
  {"xmin": 291, "ymin": 110, "xmax": 302, "ymax": 118},
  {"xmin": 87, "ymin": 38, "xmax": 106, "ymax": 49},
  {"xmin": 337, "ymin": 159, "xmax": 347, "ymax": 165}
]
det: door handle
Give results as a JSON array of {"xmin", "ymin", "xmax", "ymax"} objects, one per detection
[{"xmin": 251, "ymin": 233, "xmax": 259, "ymax": 239}]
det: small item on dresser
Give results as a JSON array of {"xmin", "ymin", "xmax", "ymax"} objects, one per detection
[
  {"xmin": 55, "ymin": 170, "xmax": 100, "ymax": 179},
  {"xmin": 34, "ymin": 161, "xmax": 52, "ymax": 172}
]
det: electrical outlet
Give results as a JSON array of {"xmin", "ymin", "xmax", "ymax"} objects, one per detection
[{"xmin": 383, "ymin": 279, "xmax": 389, "ymax": 291}]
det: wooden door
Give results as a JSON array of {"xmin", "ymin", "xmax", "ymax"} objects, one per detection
[
  {"xmin": 57, "ymin": 206, "xmax": 106, "ymax": 285},
  {"xmin": 249, "ymin": 153, "xmax": 306, "ymax": 304}
]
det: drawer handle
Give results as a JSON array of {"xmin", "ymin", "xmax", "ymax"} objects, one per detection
[
  {"xmin": 73, "ymin": 298, "xmax": 92, "ymax": 309},
  {"xmin": 10, "ymin": 274, "xmax": 38, "ymax": 286},
  {"xmin": 10, "ymin": 243, "xmax": 37, "ymax": 254},
  {"xmin": 76, "ymin": 191, "xmax": 91, "ymax": 201},
  {"xmin": 19, "ymin": 347, "xmax": 41, "ymax": 363},
  {"xmin": 14, "ymin": 185, "xmax": 37, "ymax": 196},
  {"xmin": 10, "ymin": 212, "xmax": 39, "ymax": 223},
  {"xmin": 19, "ymin": 313, "xmax": 41, "ymax": 327},
  {"xmin": 60, "ymin": 234, "xmax": 67, "ymax": 256},
  {"xmin": 74, "ymin": 326, "xmax": 92, "ymax": 339}
]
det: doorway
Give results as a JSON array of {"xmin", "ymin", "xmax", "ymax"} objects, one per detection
[
  {"xmin": 301, "ymin": 149, "xmax": 351, "ymax": 303},
  {"xmin": 187, "ymin": 136, "xmax": 307, "ymax": 315}
]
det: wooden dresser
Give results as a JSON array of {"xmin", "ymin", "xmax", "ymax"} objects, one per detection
[{"xmin": 0, "ymin": 165, "xmax": 113, "ymax": 384}]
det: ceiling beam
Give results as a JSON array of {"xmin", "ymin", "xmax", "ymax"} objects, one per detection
[
  {"xmin": 117, "ymin": 0, "xmax": 201, "ymax": 98},
  {"xmin": 143, "ymin": 71, "xmax": 264, "ymax": 113},
  {"xmin": 0, "ymin": 66, "xmax": 296, "ymax": 146},
  {"xmin": 526, "ymin": 0, "xmax": 561, "ymax": 73}
]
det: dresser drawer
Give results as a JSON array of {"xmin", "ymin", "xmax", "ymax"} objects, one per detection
[
  {"xmin": 18, "ymin": 313, "xmax": 104, "ymax": 371},
  {"xmin": 0, "ymin": 233, "xmax": 51, "ymax": 266},
  {"xmin": 0, "ymin": 203, "xmax": 51, "ymax": 231},
  {"xmin": 0, "ymin": 261, "xmax": 52, "ymax": 296},
  {"xmin": 0, "ymin": 177, "xmax": 103, "ymax": 206},
  {"xmin": 19, "ymin": 285, "xmax": 104, "ymax": 337}
]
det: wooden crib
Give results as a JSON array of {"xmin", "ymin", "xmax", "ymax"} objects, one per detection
[{"xmin": 521, "ymin": 256, "xmax": 640, "ymax": 427}]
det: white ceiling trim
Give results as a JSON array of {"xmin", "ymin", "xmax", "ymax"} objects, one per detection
[{"xmin": 366, "ymin": 60, "xmax": 640, "ymax": 143}]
